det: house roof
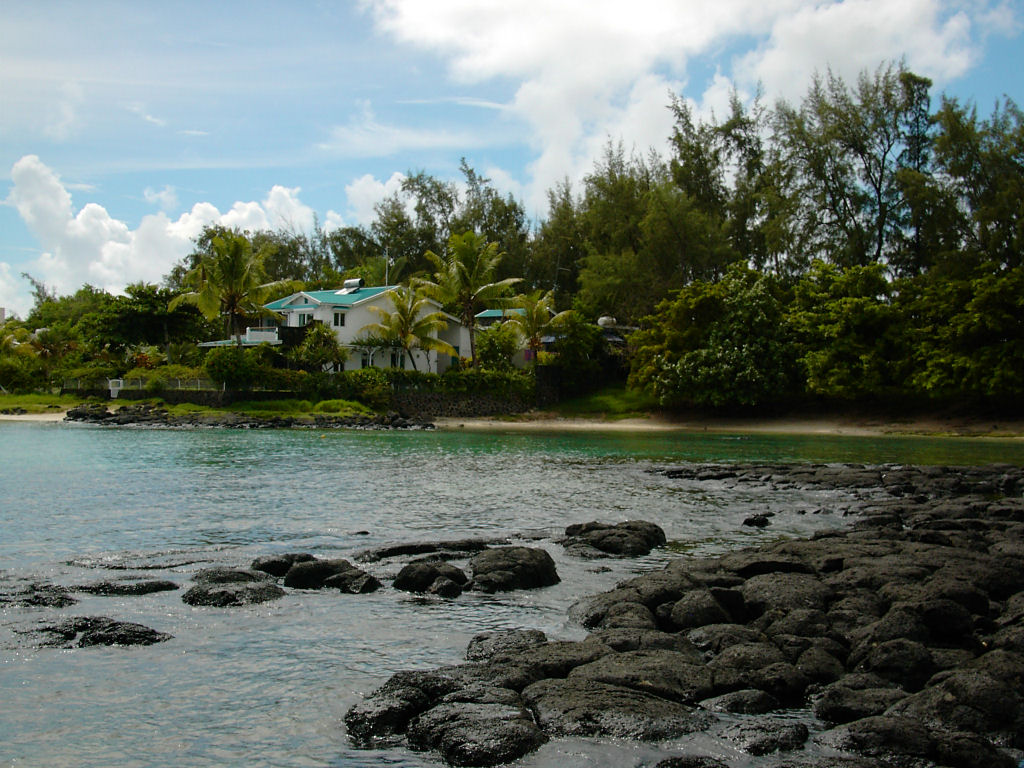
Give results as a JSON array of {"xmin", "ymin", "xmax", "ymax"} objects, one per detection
[
  {"xmin": 475, "ymin": 308, "xmax": 526, "ymax": 319},
  {"xmin": 264, "ymin": 285, "xmax": 396, "ymax": 311}
]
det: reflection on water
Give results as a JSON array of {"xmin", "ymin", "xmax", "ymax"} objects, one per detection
[{"xmin": 1, "ymin": 421, "xmax": 1021, "ymax": 768}]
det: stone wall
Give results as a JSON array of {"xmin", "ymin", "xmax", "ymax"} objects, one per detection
[{"xmin": 392, "ymin": 391, "xmax": 532, "ymax": 418}]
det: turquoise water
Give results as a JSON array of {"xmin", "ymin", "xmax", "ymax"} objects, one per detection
[{"xmin": 1, "ymin": 421, "xmax": 1021, "ymax": 768}]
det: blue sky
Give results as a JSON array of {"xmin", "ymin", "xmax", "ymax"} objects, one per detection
[{"xmin": 1, "ymin": 0, "xmax": 1021, "ymax": 318}]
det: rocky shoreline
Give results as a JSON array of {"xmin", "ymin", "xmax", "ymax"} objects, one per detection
[
  {"xmin": 63, "ymin": 402, "xmax": 435, "ymax": 430},
  {"xmin": 346, "ymin": 463, "xmax": 1024, "ymax": 767}
]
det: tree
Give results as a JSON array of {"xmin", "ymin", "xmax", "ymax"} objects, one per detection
[
  {"xmin": 506, "ymin": 290, "xmax": 568, "ymax": 370},
  {"xmin": 170, "ymin": 230, "xmax": 292, "ymax": 346},
  {"xmin": 291, "ymin": 322, "xmax": 348, "ymax": 372},
  {"xmin": 421, "ymin": 231, "xmax": 521, "ymax": 366},
  {"xmin": 357, "ymin": 283, "xmax": 455, "ymax": 371},
  {"xmin": 630, "ymin": 265, "xmax": 796, "ymax": 407}
]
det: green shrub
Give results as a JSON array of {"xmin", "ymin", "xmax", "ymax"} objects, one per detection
[{"xmin": 203, "ymin": 346, "xmax": 258, "ymax": 389}]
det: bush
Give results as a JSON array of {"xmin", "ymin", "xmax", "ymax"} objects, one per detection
[
  {"xmin": 203, "ymin": 346, "xmax": 258, "ymax": 389},
  {"xmin": 0, "ymin": 355, "xmax": 47, "ymax": 393}
]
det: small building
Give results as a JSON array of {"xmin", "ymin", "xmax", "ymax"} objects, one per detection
[{"xmin": 263, "ymin": 280, "xmax": 470, "ymax": 373}]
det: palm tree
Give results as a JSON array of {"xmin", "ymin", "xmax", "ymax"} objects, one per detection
[
  {"xmin": 506, "ymin": 289, "xmax": 569, "ymax": 369},
  {"xmin": 358, "ymin": 283, "xmax": 455, "ymax": 372},
  {"xmin": 420, "ymin": 231, "xmax": 520, "ymax": 366},
  {"xmin": 170, "ymin": 230, "xmax": 292, "ymax": 346}
]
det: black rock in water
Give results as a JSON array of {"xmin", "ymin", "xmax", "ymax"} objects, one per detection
[
  {"xmin": 561, "ymin": 520, "xmax": 667, "ymax": 558},
  {"xmin": 35, "ymin": 616, "xmax": 172, "ymax": 647},
  {"xmin": 468, "ymin": 546, "xmax": 560, "ymax": 592}
]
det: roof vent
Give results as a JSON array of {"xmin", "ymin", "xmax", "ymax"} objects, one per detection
[{"xmin": 337, "ymin": 278, "xmax": 365, "ymax": 295}]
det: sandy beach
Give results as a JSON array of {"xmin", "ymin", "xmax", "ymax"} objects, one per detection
[{"xmin": 4, "ymin": 407, "xmax": 1023, "ymax": 437}]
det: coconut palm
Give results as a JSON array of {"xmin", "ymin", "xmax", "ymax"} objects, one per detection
[
  {"xmin": 420, "ymin": 231, "xmax": 520, "ymax": 366},
  {"xmin": 358, "ymin": 283, "xmax": 455, "ymax": 371},
  {"xmin": 170, "ymin": 230, "xmax": 292, "ymax": 346},
  {"xmin": 506, "ymin": 289, "xmax": 569, "ymax": 369}
]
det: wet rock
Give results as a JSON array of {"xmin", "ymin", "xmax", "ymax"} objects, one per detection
[
  {"xmin": 568, "ymin": 649, "xmax": 715, "ymax": 703},
  {"xmin": 700, "ymin": 688, "xmax": 780, "ymax": 714},
  {"xmin": 356, "ymin": 538, "xmax": 497, "ymax": 563},
  {"xmin": 468, "ymin": 547, "xmax": 559, "ymax": 592},
  {"xmin": 722, "ymin": 718, "xmax": 809, "ymax": 755},
  {"xmin": 35, "ymin": 616, "xmax": 171, "ymax": 647},
  {"xmin": 654, "ymin": 757, "xmax": 730, "ymax": 768},
  {"xmin": 182, "ymin": 581, "xmax": 286, "ymax": 606},
  {"xmin": 522, "ymin": 678, "xmax": 713, "ymax": 739},
  {"xmin": 485, "ymin": 640, "xmax": 612, "ymax": 690},
  {"xmin": 742, "ymin": 514, "xmax": 772, "ymax": 528},
  {"xmin": 599, "ymin": 601, "xmax": 657, "ymax": 629},
  {"xmin": 686, "ymin": 624, "xmax": 769, "ymax": 657},
  {"xmin": 426, "ymin": 576, "xmax": 463, "ymax": 598},
  {"xmin": 76, "ymin": 579, "xmax": 179, "ymax": 596},
  {"xmin": 345, "ymin": 669, "xmax": 461, "ymax": 745},
  {"xmin": 668, "ymin": 589, "xmax": 734, "ymax": 630},
  {"xmin": 192, "ymin": 567, "xmax": 273, "ymax": 584},
  {"xmin": 5, "ymin": 582, "xmax": 77, "ymax": 607},
  {"xmin": 250, "ymin": 553, "xmax": 316, "ymax": 577},
  {"xmin": 853, "ymin": 638, "xmax": 936, "ymax": 691},
  {"xmin": 394, "ymin": 561, "xmax": 468, "ymax": 594},
  {"xmin": 406, "ymin": 685, "xmax": 547, "ymax": 767},
  {"xmin": 885, "ymin": 668, "xmax": 1023, "ymax": 744},
  {"xmin": 812, "ymin": 676, "xmax": 908, "ymax": 724},
  {"xmin": 561, "ymin": 520, "xmax": 666, "ymax": 558},
  {"xmin": 283, "ymin": 558, "xmax": 379, "ymax": 592},
  {"xmin": 465, "ymin": 629, "xmax": 547, "ymax": 662},
  {"xmin": 586, "ymin": 628, "xmax": 701, "ymax": 655}
]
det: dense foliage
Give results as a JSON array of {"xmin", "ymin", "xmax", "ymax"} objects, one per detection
[{"xmin": 3, "ymin": 61, "xmax": 1020, "ymax": 411}]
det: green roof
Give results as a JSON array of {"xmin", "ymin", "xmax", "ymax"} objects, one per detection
[
  {"xmin": 475, "ymin": 308, "xmax": 525, "ymax": 319},
  {"xmin": 265, "ymin": 286, "xmax": 395, "ymax": 311}
]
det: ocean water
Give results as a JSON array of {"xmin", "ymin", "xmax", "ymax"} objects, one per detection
[{"xmin": 1, "ymin": 421, "xmax": 1021, "ymax": 768}]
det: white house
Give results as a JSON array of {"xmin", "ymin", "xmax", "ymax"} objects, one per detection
[{"xmin": 263, "ymin": 280, "xmax": 470, "ymax": 373}]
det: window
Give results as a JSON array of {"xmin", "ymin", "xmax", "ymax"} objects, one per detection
[
  {"xmin": 361, "ymin": 351, "xmax": 373, "ymax": 369},
  {"xmin": 297, "ymin": 313, "xmax": 311, "ymax": 327},
  {"xmin": 333, "ymin": 312, "xmax": 345, "ymax": 327},
  {"xmin": 390, "ymin": 350, "xmax": 405, "ymax": 369}
]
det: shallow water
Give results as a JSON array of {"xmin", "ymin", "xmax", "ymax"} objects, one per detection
[{"xmin": 1, "ymin": 422, "xmax": 1021, "ymax": 767}]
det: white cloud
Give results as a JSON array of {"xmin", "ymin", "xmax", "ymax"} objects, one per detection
[
  {"xmin": 4, "ymin": 156, "xmax": 333, "ymax": 315},
  {"xmin": 0, "ymin": 262, "xmax": 27, "ymax": 319},
  {"xmin": 320, "ymin": 101, "xmax": 485, "ymax": 157},
  {"xmin": 366, "ymin": 0, "xmax": 1004, "ymax": 211},
  {"xmin": 344, "ymin": 171, "xmax": 407, "ymax": 225},
  {"xmin": 735, "ymin": 0, "xmax": 977, "ymax": 103},
  {"xmin": 144, "ymin": 185, "xmax": 179, "ymax": 212},
  {"xmin": 127, "ymin": 102, "xmax": 167, "ymax": 127},
  {"xmin": 44, "ymin": 81, "xmax": 84, "ymax": 141}
]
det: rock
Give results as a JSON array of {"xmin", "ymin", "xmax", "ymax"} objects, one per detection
[
  {"xmin": 853, "ymin": 638, "xmax": 936, "ymax": 691},
  {"xmin": 6, "ymin": 582, "xmax": 77, "ymax": 607},
  {"xmin": 182, "ymin": 581, "xmax": 286, "ymax": 606},
  {"xmin": 521, "ymin": 678, "xmax": 713, "ymax": 739},
  {"xmin": 406, "ymin": 685, "xmax": 547, "ymax": 766},
  {"xmin": 283, "ymin": 558, "xmax": 378, "ymax": 591},
  {"xmin": 192, "ymin": 567, "xmax": 274, "ymax": 584},
  {"xmin": 468, "ymin": 547, "xmax": 559, "ymax": 592},
  {"xmin": 668, "ymin": 589, "xmax": 734, "ymax": 630},
  {"xmin": 885, "ymin": 669, "xmax": 1023, "ymax": 742},
  {"xmin": 561, "ymin": 520, "xmax": 666, "ymax": 557},
  {"xmin": 466, "ymin": 629, "xmax": 548, "ymax": 662},
  {"xmin": 250, "ymin": 553, "xmax": 316, "ymax": 577},
  {"xmin": 426, "ymin": 576, "xmax": 463, "ymax": 598},
  {"xmin": 740, "ymin": 572, "xmax": 833, "ymax": 617},
  {"xmin": 654, "ymin": 757, "xmax": 730, "ymax": 768},
  {"xmin": 35, "ymin": 616, "xmax": 172, "ymax": 647},
  {"xmin": 700, "ymin": 688, "xmax": 780, "ymax": 714},
  {"xmin": 76, "ymin": 579, "xmax": 179, "ymax": 596},
  {"xmin": 356, "ymin": 538, "xmax": 496, "ymax": 563},
  {"xmin": 345, "ymin": 669, "xmax": 458, "ymax": 745},
  {"xmin": 586, "ymin": 628, "xmax": 702, "ymax": 656},
  {"xmin": 568, "ymin": 649, "xmax": 715, "ymax": 704},
  {"xmin": 722, "ymin": 719, "xmax": 809, "ymax": 755},
  {"xmin": 742, "ymin": 514, "xmax": 772, "ymax": 528},
  {"xmin": 686, "ymin": 624, "xmax": 768, "ymax": 657},
  {"xmin": 486, "ymin": 641, "xmax": 612, "ymax": 690},
  {"xmin": 394, "ymin": 561, "xmax": 468, "ymax": 593},
  {"xmin": 599, "ymin": 601, "xmax": 657, "ymax": 629},
  {"xmin": 812, "ymin": 677, "xmax": 908, "ymax": 724}
]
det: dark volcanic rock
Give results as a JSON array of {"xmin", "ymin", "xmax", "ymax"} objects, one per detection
[
  {"xmin": 251, "ymin": 553, "xmax": 316, "ymax": 577},
  {"xmin": 561, "ymin": 520, "xmax": 667, "ymax": 558},
  {"xmin": 406, "ymin": 685, "xmax": 547, "ymax": 767},
  {"xmin": 192, "ymin": 567, "xmax": 273, "ymax": 584},
  {"xmin": 35, "ymin": 616, "xmax": 172, "ymax": 647},
  {"xmin": 722, "ymin": 718, "xmax": 809, "ymax": 755},
  {"xmin": 466, "ymin": 629, "xmax": 548, "ymax": 662},
  {"xmin": 283, "ymin": 558, "xmax": 379, "ymax": 592},
  {"xmin": 5, "ymin": 582, "xmax": 77, "ymax": 607},
  {"xmin": 76, "ymin": 579, "xmax": 179, "ymax": 596},
  {"xmin": 522, "ymin": 677, "xmax": 714, "ymax": 739},
  {"xmin": 568, "ymin": 649, "xmax": 714, "ymax": 703},
  {"xmin": 182, "ymin": 581, "xmax": 286, "ymax": 606},
  {"xmin": 468, "ymin": 546, "xmax": 559, "ymax": 592},
  {"xmin": 394, "ymin": 561, "xmax": 468, "ymax": 594}
]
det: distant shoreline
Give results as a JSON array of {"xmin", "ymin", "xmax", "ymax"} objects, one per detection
[{"xmin": 4, "ymin": 408, "xmax": 1023, "ymax": 438}]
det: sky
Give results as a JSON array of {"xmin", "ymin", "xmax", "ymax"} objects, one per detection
[{"xmin": 1, "ymin": 0, "xmax": 1021, "ymax": 319}]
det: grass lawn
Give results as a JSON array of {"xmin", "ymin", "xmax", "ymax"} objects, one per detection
[{"xmin": 552, "ymin": 386, "xmax": 659, "ymax": 420}]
